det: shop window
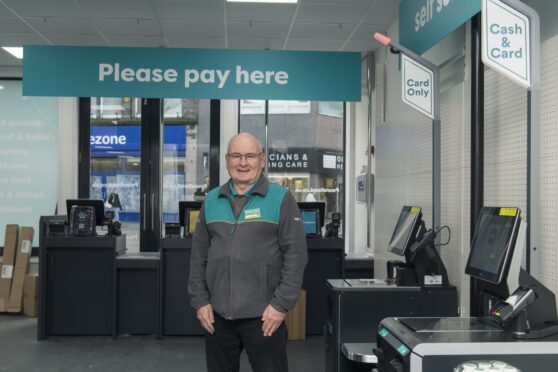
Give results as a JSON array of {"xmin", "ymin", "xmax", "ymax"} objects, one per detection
[
  {"xmin": 240, "ymin": 100, "xmax": 344, "ymax": 231},
  {"xmin": 240, "ymin": 100, "xmax": 311, "ymax": 115}
]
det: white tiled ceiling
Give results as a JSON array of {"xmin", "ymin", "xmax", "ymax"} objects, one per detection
[{"xmin": 0, "ymin": 0, "xmax": 398, "ymax": 67}]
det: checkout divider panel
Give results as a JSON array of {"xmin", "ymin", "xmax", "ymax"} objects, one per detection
[
  {"xmin": 161, "ymin": 239, "xmax": 203, "ymax": 335},
  {"xmin": 48, "ymin": 247, "xmax": 114, "ymax": 335}
]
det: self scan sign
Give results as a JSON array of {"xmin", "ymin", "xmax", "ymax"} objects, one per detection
[
  {"xmin": 401, "ymin": 54, "xmax": 435, "ymax": 119},
  {"xmin": 482, "ymin": 0, "xmax": 530, "ymax": 88}
]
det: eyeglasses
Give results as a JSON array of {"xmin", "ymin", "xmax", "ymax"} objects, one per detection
[{"xmin": 226, "ymin": 152, "xmax": 262, "ymax": 163}]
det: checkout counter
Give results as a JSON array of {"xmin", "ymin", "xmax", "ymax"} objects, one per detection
[
  {"xmin": 159, "ymin": 235, "xmax": 343, "ymax": 335},
  {"xmin": 375, "ymin": 207, "xmax": 558, "ymax": 371},
  {"xmin": 37, "ymin": 199, "xmax": 344, "ymax": 338},
  {"xmin": 37, "ymin": 202, "xmax": 128, "ymax": 340},
  {"xmin": 327, "ymin": 206, "xmax": 458, "ymax": 372},
  {"xmin": 38, "ymin": 200, "xmax": 160, "ymax": 340}
]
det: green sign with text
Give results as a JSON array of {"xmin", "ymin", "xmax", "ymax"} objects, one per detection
[
  {"xmin": 400, "ymin": 0, "xmax": 481, "ymax": 54},
  {"xmin": 23, "ymin": 46, "xmax": 361, "ymax": 101}
]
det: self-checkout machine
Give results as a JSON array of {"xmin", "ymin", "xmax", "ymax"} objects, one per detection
[
  {"xmin": 326, "ymin": 35, "xmax": 459, "ymax": 372},
  {"xmin": 374, "ymin": 1, "xmax": 558, "ymax": 371},
  {"xmin": 376, "ymin": 206, "xmax": 558, "ymax": 371}
]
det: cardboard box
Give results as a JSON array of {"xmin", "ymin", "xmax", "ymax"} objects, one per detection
[
  {"xmin": 285, "ymin": 289, "xmax": 306, "ymax": 340},
  {"xmin": 7, "ymin": 226, "xmax": 34, "ymax": 313},
  {"xmin": 23, "ymin": 273, "xmax": 39, "ymax": 317},
  {"xmin": 0, "ymin": 225, "xmax": 19, "ymax": 312}
]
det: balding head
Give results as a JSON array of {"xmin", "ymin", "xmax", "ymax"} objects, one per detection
[{"xmin": 227, "ymin": 132, "xmax": 263, "ymax": 154}]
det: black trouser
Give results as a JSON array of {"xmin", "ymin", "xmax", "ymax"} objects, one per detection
[{"xmin": 205, "ymin": 313, "xmax": 288, "ymax": 372}]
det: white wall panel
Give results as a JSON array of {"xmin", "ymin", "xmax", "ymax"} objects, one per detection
[
  {"xmin": 483, "ymin": 30, "xmax": 558, "ymax": 309},
  {"xmin": 539, "ymin": 34, "xmax": 558, "ymax": 307},
  {"xmin": 375, "ymin": 22, "xmax": 469, "ymax": 315}
]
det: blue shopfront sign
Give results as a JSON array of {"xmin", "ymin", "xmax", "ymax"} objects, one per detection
[
  {"xmin": 90, "ymin": 125, "xmax": 185, "ymax": 155},
  {"xmin": 23, "ymin": 46, "xmax": 360, "ymax": 101},
  {"xmin": 400, "ymin": 0, "xmax": 481, "ymax": 54}
]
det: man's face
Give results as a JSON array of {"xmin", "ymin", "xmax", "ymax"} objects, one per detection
[{"xmin": 226, "ymin": 136, "xmax": 264, "ymax": 186}]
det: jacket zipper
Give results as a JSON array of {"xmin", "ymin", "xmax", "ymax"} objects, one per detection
[{"xmin": 226, "ymin": 194, "xmax": 251, "ymax": 319}]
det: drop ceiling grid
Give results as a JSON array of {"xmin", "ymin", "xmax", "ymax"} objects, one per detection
[{"xmin": 0, "ymin": 0, "xmax": 397, "ymax": 54}]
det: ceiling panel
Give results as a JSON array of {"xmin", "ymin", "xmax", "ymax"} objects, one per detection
[
  {"xmin": 0, "ymin": 3, "xmax": 15, "ymax": 16},
  {"xmin": 296, "ymin": 4, "xmax": 370, "ymax": 23},
  {"xmin": 0, "ymin": 17, "xmax": 33, "ymax": 33},
  {"xmin": 25, "ymin": 17, "xmax": 98, "ymax": 35},
  {"xmin": 165, "ymin": 36, "xmax": 226, "ymax": 48},
  {"xmin": 351, "ymin": 24, "xmax": 385, "ymax": 41},
  {"xmin": 365, "ymin": 0, "xmax": 398, "ymax": 26},
  {"xmin": 285, "ymin": 38, "xmax": 343, "ymax": 51},
  {"xmin": 228, "ymin": 38, "xmax": 285, "ymax": 50},
  {"xmin": 95, "ymin": 18, "xmax": 161, "ymax": 35},
  {"xmin": 154, "ymin": 2, "xmax": 223, "ymax": 21},
  {"xmin": 106, "ymin": 34, "xmax": 167, "ymax": 47},
  {"xmin": 301, "ymin": 0, "xmax": 372, "ymax": 5},
  {"xmin": 227, "ymin": 22, "xmax": 289, "ymax": 39},
  {"xmin": 77, "ymin": 0, "xmax": 157, "ymax": 19},
  {"xmin": 161, "ymin": 20, "xmax": 224, "ymax": 38},
  {"xmin": 156, "ymin": 0, "xmax": 222, "ymax": 3},
  {"xmin": 342, "ymin": 39, "xmax": 381, "ymax": 53},
  {"xmin": 47, "ymin": 34, "xmax": 108, "ymax": 46},
  {"xmin": 0, "ymin": 33, "xmax": 50, "ymax": 46},
  {"xmin": 3, "ymin": 0, "xmax": 82, "ymax": 17},
  {"xmin": 226, "ymin": 3, "xmax": 296, "ymax": 22},
  {"xmin": 290, "ymin": 23, "xmax": 354, "ymax": 41}
]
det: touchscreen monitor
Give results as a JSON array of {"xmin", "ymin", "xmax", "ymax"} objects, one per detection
[
  {"xmin": 65, "ymin": 199, "xmax": 104, "ymax": 226},
  {"xmin": 297, "ymin": 202, "xmax": 325, "ymax": 236},
  {"xmin": 465, "ymin": 207, "xmax": 521, "ymax": 284},
  {"xmin": 179, "ymin": 201, "xmax": 202, "ymax": 226},
  {"xmin": 388, "ymin": 206, "xmax": 422, "ymax": 256},
  {"xmin": 187, "ymin": 209, "xmax": 200, "ymax": 236},
  {"xmin": 301, "ymin": 209, "xmax": 320, "ymax": 236}
]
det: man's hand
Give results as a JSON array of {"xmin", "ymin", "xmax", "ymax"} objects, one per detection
[
  {"xmin": 196, "ymin": 304, "xmax": 215, "ymax": 334},
  {"xmin": 261, "ymin": 304, "xmax": 286, "ymax": 337}
]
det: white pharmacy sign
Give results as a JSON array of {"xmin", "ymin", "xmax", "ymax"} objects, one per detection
[
  {"xmin": 401, "ymin": 54, "xmax": 435, "ymax": 119},
  {"xmin": 482, "ymin": 0, "xmax": 530, "ymax": 88}
]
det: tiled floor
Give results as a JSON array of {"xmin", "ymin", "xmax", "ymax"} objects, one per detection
[{"xmin": 0, "ymin": 314, "xmax": 324, "ymax": 372}]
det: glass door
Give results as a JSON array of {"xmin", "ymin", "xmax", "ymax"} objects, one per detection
[
  {"xmin": 89, "ymin": 97, "xmax": 143, "ymax": 252},
  {"xmin": 161, "ymin": 99, "xmax": 211, "ymax": 236},
  {"xmin": 83, "ymin": 97, "xmax": 216, "ymax": 251}
]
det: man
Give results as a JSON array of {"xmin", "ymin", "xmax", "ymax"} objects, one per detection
[
  {"xmin": 189, "ymin": 132, "xmax": 308, "ymax": 372},
  {"xmin": 107, "ymin": 188, "xmax": 122, "ymax": 221}
]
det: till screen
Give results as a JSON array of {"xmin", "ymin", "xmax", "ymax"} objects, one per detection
[
  {"xmin": 389, "ymin": 208, "xmax": 420, "ymax": 256},
  {"xmin": 187, "ymin": 210, "xmax": 200, "ymax": 235},
  {"xmin": 301, "ymin": 210, "xmax": 318, "ymax": 235},
  {"xmin": 468, "ymin": 213, "xmax": 515, "ymax": 275}
]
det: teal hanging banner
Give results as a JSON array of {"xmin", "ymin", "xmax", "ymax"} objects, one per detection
[
  {"xmin": 400, "ymin": 0, "xmax": 481, "ymax": 54},
  {"xmin": 23, "ymin": 46, "xmax": 361, "ymax": 101}
]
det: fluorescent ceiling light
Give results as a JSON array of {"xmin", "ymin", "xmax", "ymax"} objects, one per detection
[
  {"xmin": 2, "ymin": 47, "xmax": 23, "ymax": 59},
  {"xmin": 227, "ymin": 0, "xmax": 297, "ymax": 3}
]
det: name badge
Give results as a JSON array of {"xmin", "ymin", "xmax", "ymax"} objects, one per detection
[{"xmin": 244, "ymin": 208, "xmax": 261, "ymax": 220}]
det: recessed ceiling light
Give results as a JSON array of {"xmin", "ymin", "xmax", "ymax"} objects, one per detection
[
  {"xmin": 2, "ymin": 47, "xmax": 23, "ymax": 59},
  {"xmin": 227, "ymin": 0, "xmax": 297, "ymax": 3},
  {"xmin": 0, "ymin": 85, "xmax": 4, "ymax": 90}
]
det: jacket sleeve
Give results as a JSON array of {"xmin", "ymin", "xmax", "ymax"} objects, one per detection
[
  {"xmin": 270, "ymin": 191, "xmax": 308, "ymax": 313},
  {"xmin": 188, "ymin": 203, "xmax": 211, "ymax": 310}
]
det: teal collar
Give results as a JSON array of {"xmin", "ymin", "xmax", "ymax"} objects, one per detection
[
  {"xmin": 229, "ymin": 177, "xmax": 260, "ymax": 197},
  {"xmin": 219, "ymin": 176, "xmax": 268, "ymax": 198}
]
